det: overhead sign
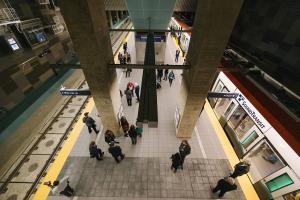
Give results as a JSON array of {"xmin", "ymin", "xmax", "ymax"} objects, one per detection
[
  {"xmin": 207, "ymin": 92, "xmax": 238, "ymax": 98},
  {"xmin": 60, "ymin": 86, "xmax": 91, "ymax": 96}
]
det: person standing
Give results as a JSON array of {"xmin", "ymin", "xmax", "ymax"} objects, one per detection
[
  {"xmin": 134, "ymin": 82, "xmax": 140, "ymax": 102},
  {"xmin": 157, "ymin": 69, "xmax": 163, "ymax": 82},
  {"xmin": 127, "ymin": 82, "xmax": 135, "ymax": 96},
  {"xmin": 118, "ymin": 52, "xmax": 122, "ymax": 64},
  {"xmin": 179, "ymin": 140, "xmax": 191, "ymax": 165},
  {"xmin": 104, "ymin": 130, "xmax": 119, "ymax": 144},
  {"xmin": 108, "ymin": 142, "xmax": 125, "ymax": 163},
  {"xmin": 89, "ymin": 141, "xmax": 104, "ymax": 160},
  {"xmin": 126, "ymin": 53, "xmax": 131, "ymax": 63},
  {"xmin": 123, "ymin": 42, "xmax": 127, "ymax": 54},
  {"xmin": 83, "ymin": 112, "xmax": 99, "ymax": 134},
  {"xmin": 125, "ymin": 68, "xmax": 131, "ymax": 77},
  {"xmin": 168, "ymin": 70, "xmax": 175, "ymax": 87},
  {"xmin": 125, "ymin": 88, "xmax": 133, "ymax": 106},
  {"xmin": 230, "ymin": 160, "xmax": 251, "ymax": 178},
  {"xmin": 136, "ymin": 125, "xmax": 143, "ymax": 137},
  {"xmin": 212, "ymin": 177, "xmax": 237, "ymax": 198},
  {"xmin": 170, "ymin": 152, "xmax": 183, "ymax": 173},
  {"xmin": 175, "ymin": 49, "xmax": 180, "ymax": 62},
  {"xmin": 128, "ymin": 125, "xmax": 138, "ymax": 145},
  {"xmin": 163, "ymin": 69, "xmax": 169, "ymax": 80},
  {"xmin": 120, "ymin": 116, "xmax": 129, "ymax": 137}
]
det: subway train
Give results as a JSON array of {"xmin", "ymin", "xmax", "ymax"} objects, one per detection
[{"xmin": 169, "ymin": 17, "xmax": 191, "ymax": 55}]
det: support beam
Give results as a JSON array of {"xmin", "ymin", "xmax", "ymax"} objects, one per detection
[
  {"xmin": 110, "ymin": 29, "xmax": 192, "ymax": 33},
  {"xmin": 60, "ymin": 0, "xmax": 120, "ymax": 133},
  {"xmin": 176, "ymin": 0, "xmax": 244, "ymax": 138},
  {"xmin": 108, "ymin": 64, "xmax": 190, "ymax": 70}
]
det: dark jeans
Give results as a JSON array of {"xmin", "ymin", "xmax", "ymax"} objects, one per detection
[
  {"xmin": 169, "ymin": 79, "xmax": 173, "ymax": 86},
  {"xmin": 95, "ymin": 149, "xmax": 104, "ymax": 160},
  {"xmin": 175, "ymin": 55, "xmax": 179, "ymax": 62},
  {"xmin": 126, "ymin": 98, "xmax": 132, "ymax": 106},
  {"xmin": 126, "ymin": 70, "xmax": 131, "ymax": 77},
  {"xmin": 88, "ymin": 124, "xmax": 99, "ymax": 134},
  {"xmin": 113, "ymin": 154, "xmax": 125, "ymax": 163},
  {"xmin": 212, "ymin": 180, "xmax": 226, "ymax": 197},
  {"xmin": 131, "ymin": 137, "xmax": 137, "ymax": 144},
  {"xmin": 135, "ymin": 91, "xmax": 140, "ymax": 101}
]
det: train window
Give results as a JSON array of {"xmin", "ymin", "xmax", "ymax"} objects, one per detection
[{"xmin": 266, "ymin": 173, "xmax": 294, "ymax": 193}]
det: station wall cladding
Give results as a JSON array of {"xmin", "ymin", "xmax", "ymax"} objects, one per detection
[{"xmin": 230, "ymin": 0, "xmax": 300, "ymax": 76}]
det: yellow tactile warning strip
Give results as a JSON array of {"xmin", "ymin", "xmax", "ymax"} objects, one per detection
[
  {"xmin": 204, "ymin": 99, "xmax": 260, "ymax": 200},
  {"xmin": 33, "ymin": 99, "xmax": 94, "ymax": 200}
]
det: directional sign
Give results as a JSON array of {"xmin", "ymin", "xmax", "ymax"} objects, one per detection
[
  {"xmin": 207, "ymin": 92, "xmax": 238, "ymax": 98},
  {"xmin": 60, "ymin": 86, "xmax": 91, "ymax": 96}
]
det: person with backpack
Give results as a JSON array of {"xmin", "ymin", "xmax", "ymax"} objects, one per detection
[
  {"xmin": 168, "ymin": 70, "xmax": 175, "ymax": 87},
  {"xmin": 89, "ymin": 141, "xmax": 104, "ymax": 161},
  {"xmin": 108, "ymin": 142, "xmax": 125, "ymax": 163},
  {"xmin": 82, "ymin": 112, "xmax": 99, "ymax": 134},
  {"xmin": 135, "ymin": 125, "xmax": 143, "ymax": 137},
  {"xmin": 170, "ymin": 152, "xmax": 183, "ymax": 173},
  {"xmin": 230, "ymin": 160, "xmax": 251, "ymax": 178},
  {"xmin": 124, "ymin": 88, "xmax": 133, "ymax": 106},
  {"xmin": 212, "ymin": 177, "xmax": 237, "ymax": 198},
  {"xmin": 128, "ymin": 125, "xmax": 138, "ymax": 145},
  {"xmin": 179, "ymin": 140, "xmax": 191, "ymax": 165}
]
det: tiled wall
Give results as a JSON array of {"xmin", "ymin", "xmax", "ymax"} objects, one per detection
[{"xmin": 230, "ymin": 0, "xmax": 300, "ymax": 74}]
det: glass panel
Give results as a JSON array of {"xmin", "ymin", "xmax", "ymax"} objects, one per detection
[
  {"xmin": 228, "ymin": 106, "xmax": 247, "ymax": 129},
  {"xmin": 246, "ymin": 141, "xmax": 285, "ymax": 183},
  {"xmin": 242, "ymin": 130, "xmax": 258, "ymax": 149},
  {"xmin": 283, "ymin": 189, "xmax": 300, "ymax": 200},
  {"xmin": 224, "ymin": 101, "xmax": 235, "ymax": 118},
  {"xmin": 266, "ymin": 173, "xmax": 294, "ymax": 193},
  {"xmin": 235, "ymin": 116, "xmax": 255, "ymax": 140},
  {"xmin": 209, "ymin": 80, "xmax": 224, "ymax": 107}
]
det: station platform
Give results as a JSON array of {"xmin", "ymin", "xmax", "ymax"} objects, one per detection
[{"xmin": 0, "ymin": 30, "xmax": 258, "ymax": 200}]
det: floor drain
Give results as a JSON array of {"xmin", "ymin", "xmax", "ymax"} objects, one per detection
[
  {"xmin": 7, "ymin": 194, "xmax": 18, "ymax": 200},
  {"xmin": 28, "ymin": 163, "xmax": 39, "ymax": 172},
  {"xmin": 68, "ymin": 109, "xmax": 75, "ymax": 113},
  {"xmin": 58, "ymin": 122, "xmax": 66, "ymax": 128},
  {"xmin": 45, "ymin": 140, "xmax": 54, "ymax": 147}
]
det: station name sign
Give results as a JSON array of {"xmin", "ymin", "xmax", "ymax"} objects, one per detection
[
  {"xmin": 207, "ymin": 92, "xmax": 238, "ymax": 98},
  {"xmin": 60, "ymin": 86, "xmax": 91, "ymax": 96}
]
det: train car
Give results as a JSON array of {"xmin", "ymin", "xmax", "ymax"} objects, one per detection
[{"xmin": 169, "ymin": 17, "xmax": 191, "ymax": 55}]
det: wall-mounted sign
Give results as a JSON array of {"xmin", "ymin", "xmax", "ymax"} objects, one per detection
[
  {"xmin": 174, "ymin": 106, "xmax": 181, "ymax": 129},
  {"xmin": 207, "ymin": 92, "xmax": 238, "ymax": 98},
  {"xmin": 60, "ymin": 86, "xmax": 91, "ymax": 96}
]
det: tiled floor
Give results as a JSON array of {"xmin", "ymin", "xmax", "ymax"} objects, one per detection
[{"xmin": 47, "ymin": 38, "xmax": 246, "ymax": 199}]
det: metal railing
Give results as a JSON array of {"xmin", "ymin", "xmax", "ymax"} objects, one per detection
[{"xmin": 0, "ymin": 7, "xmax": 20, "ymax": 26}]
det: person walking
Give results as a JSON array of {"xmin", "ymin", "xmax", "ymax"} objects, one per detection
[
  {"xmin": 175, "ymin": 49, "xmax": 180, "ymax": 62},
  {"xmin": 108, "ymin": 142, "xmax": 125, "ymax": 163},
  {"xmin": 125, "ymin": 88, "xmax": 133, "ymax": 106},
  {"xmin": 128, "ymin": 125, "xmax": 138, "ymax": 145},
  {"xmin": 163, "ymin": 69, "xmax": 169, "ymax": 80},
  {"xmin": 104, "ymin": 130, "xmax": 119, "ymax": 144},
  {"xmin": 125, "ymin": 68, "xmax": 132, "ymax": 77},
  {"xmin": 179, "ymin": 140, "xmax": 191, "ymax": 165},
  {"xmin": 134, "ymin": 82, "xmax": 140, "ymax": 102},
  {"xmin": 83, "ymin": 112, "xmax": 99, "ymax": 134},
  {"xmin": 230, "ymin": 160, "xmax": 251, "ymax": 178},
  {"xmin": 89, "ymin": 141, "xmax": 104, "ymax": 161},
  {"xmin": 170, "ymin": 152, "xmax": 183, "ymax": 173},
  {"xmin": 212, "ymin": 177, "xmax": 237, "ymax": 198},
  {"xmin": 120, "ymin": 116, "xmax": 129, "ymax": 137},
  {"xmin": 168, "ymin": 70, "xmax": 175, "ymax": 87}
]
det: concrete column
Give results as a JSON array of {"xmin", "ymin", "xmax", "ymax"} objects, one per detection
[
  {"xmin": 176, "ymin": 0, "xmax": 243, "ymax": 137},
  {"xmin": 60, "ymin": 0, "xmax": 120, "ymax": 133},
  {"xmin": 107, "ymin": 11, "xmax": 114, "ymax": 28}
]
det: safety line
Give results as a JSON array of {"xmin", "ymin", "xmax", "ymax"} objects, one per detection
[{"xmin": 204, "ymin": 99, "xmax": 259, "ymax": 200}]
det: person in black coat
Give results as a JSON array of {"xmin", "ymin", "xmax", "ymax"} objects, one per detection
[
  {"xmin": 104, "ymin": 130, "xmax": 119, "ymax": 144},
  {"xmin": 170, "ymin": 152, "xmax": 183, "ymax": 173},
  {"xmin": 212, "ymin": 177, "xmax": 237, "ymax": 198},
  {"xmin": 179, "ymin": 140, "xmax": 191, "ymax": 165},
  {"xmin": 108, "ymin": 142, "xmax": 125, "ymax": 163},
  {"xmin": 230, "ymin": 160, "xmax": 251, "ymax": 178},
  {"xmin": 128, "ymin": 125, "xmax": 138, "ymax": 144},
  {"xmin": 89, "ymin": 141, "xmax": 104, "ymax": 161},
  {"xmin": 83, "ymin": 112, "xmax": 99, "ymax": 134}
]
